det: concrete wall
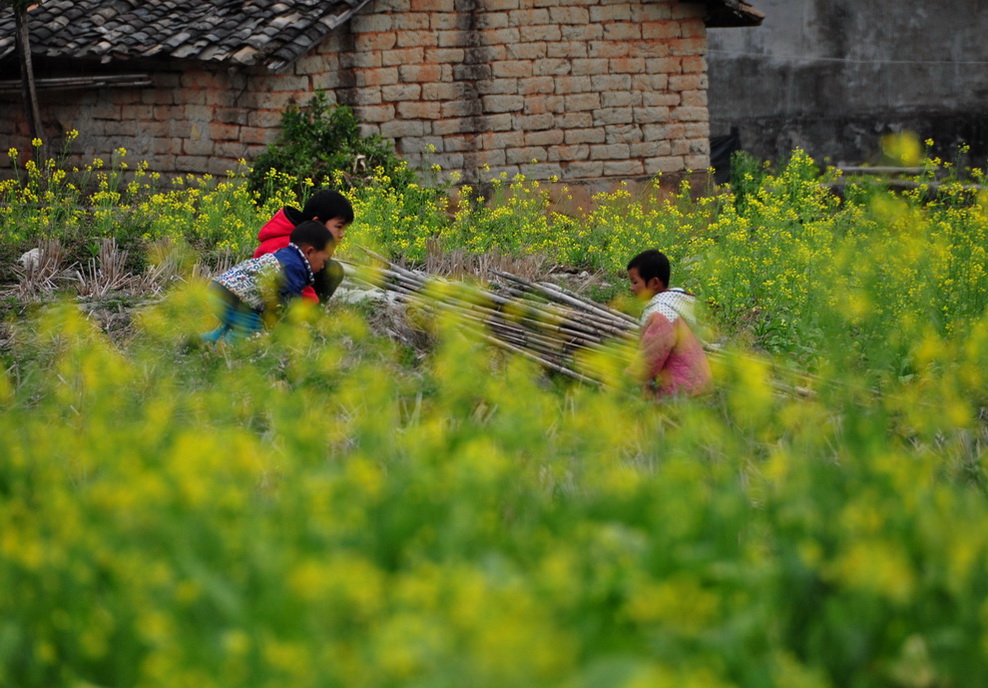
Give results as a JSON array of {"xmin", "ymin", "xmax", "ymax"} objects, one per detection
[
  {"xmin": 1, "ymin": 0, "xmax": 714, "ymax": 189},
  {"xmin": 706, "ymin": 0, "xmax": 988, "ymax": 167}
]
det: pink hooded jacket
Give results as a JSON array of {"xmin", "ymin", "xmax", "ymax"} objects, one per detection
[{"xmin": 639, "ymin": 289, "xmax": 712, "ymax": 397}]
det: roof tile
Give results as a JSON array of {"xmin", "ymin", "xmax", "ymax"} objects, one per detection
[{"xmin": 0, "ymin": 0, "xmax": 374, "ymax": 71}]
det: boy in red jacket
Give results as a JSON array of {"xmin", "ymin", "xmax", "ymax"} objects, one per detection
[{"xmin": 255, "ymin": 190, "xmax": 354, "ymax": 304}]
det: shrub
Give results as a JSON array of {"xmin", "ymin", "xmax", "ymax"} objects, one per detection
[{"xmin": 247, "ymin": 93, "xmax": 417, "ymax": 205}]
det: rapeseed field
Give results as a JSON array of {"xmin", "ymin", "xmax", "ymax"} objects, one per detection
[{"xmin": 1, "ymin": 141, "xmax": 986, "ymax": 687}]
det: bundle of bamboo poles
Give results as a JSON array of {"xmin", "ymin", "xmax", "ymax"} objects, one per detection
[
  {"xmin": 343, "ymin": 248, "xmax": 827, "ymax": 399},
  {"xmin": 344, "ymin": 248, "xmax": 639, "ymax": 387}
]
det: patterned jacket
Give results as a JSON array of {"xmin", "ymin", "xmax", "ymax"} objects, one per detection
[{"xmin": 214, "ymin": 243, "xmax": 314, "ymax": 311}]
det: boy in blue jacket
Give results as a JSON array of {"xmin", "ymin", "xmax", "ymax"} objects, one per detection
[{"xmin": 202, "ymin": 220, "xmax": 334, "ymax": 344}]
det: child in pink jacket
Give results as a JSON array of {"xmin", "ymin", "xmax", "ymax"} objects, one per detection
[{"xmin": 627, "ymin": 249, "xmax": 712, "ymax": 398}]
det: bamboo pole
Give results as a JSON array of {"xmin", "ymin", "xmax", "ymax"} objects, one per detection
[
  {"xmin": 493, "ymin": 269, "xmax": 639, "ymax": 326},
  {"xmin": 13, "ymin": 5, "xmax": 44, "ymax": 146}
]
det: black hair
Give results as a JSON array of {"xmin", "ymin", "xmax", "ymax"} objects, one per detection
[
  {"xmin": 302, "ymin": 190, "xmax": 354, "ymax": 224},
  {"xmin": 627, "ymin": 249, "xmax": 670, "ymax": 289},
  {"xmin": 290, "ymin": 220, "xmax": 334, "ymax": 251}
]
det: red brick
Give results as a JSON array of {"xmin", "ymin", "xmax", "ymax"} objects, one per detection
[
  {"xmin": 566, "ymin": 128, "xmax": 605, "ymax": 145},
  {"xmin": 515, "ymin": 113, "xmax": 555, "ymax": 130},
  {"xmin": 681, "ymin": 56, "xmax": 707, "ymax": 73},
  {"xmin": 508, "ymin": 8, "xmax": 551, "ymax": 25},
  {"xmin": 425, "ymin": 83, "xmax": 474, "ymax": 101},
  {"xmin": 681, "ymin": 90, "xmax": 708, "ymax": 107},
  {"xmin": 547, "ymin": 144, "xmax": 590, "ymax": 161},
  {"xmin": 668, "ymin": 37, "xmax": 705, "ymax": 56},
  {"xmin": 398, "ymin": 30, "xmax": 439, "ymax": 47},
  {"xmin": 587, "ymin": 41, "xmax": 629, "ymax": 59},
  {"xmin": 482, "ymin": 95, "xmax": 524, "ymax": 113},
  {"xmin": 590, "ymin": 4, "xmax": 632, "ymax": 22},
  {"xmin": 548, "ymin": 6, "xmax": 589, "ymax": 23},
  {"xmin": 209, "ymin": 122, "xmax": 241, "ymax": 141},
  {"xmin": 681, "ymin": 18, "xmax": 706, "ymax": 39},
  {"xmin": 556, "ymin": 112, "xmax": 593, "ymax": 128},
  {"xmin": 395, "ymin": 12, "xmax": 430, "ymax": 30},
  {"xmin": 476, "ymin": 78, "xmax": 519, "ymax": 96},
  {"xmin": 519, "ymin": 77, "xmax": 555, "ymax": 95},
  {"xmin": 241, "ymin": 126, "xmax": 273, "ymax": 145},
  {"xmin": 480, "ymin": 27, "xmax": 521, "ymax": 44},
  {"xmin": 425, "ymin": 47, "xmax": 465, "ymax": 63},
  {"xmin": 480, "ymin": 131, "xmax": 524, "ymax": 149},
  {"xmin": 409, "ymin": 0, "xmax": 452, "ymax": 9},
  {"xmin": 565, "ymin": 161, "xmax": 604, "ymax": 178},
  {"xmin": 525, "ymin": 129, "xmax": 564, "ymax": 146},
  {"xmin": 523, "ymin": 95, "xmax": 565, "ymax": 115},
  {"xmin": 381, "ymin": 48, "xmax": 426, "ymax": 67},
  {"xmin": 547, "ymin": 40, "xmax": 588, "ymax": 59},
  {"xmin": 397, "ymin": 101, "xmax": 442, "ymax": 119},
  {"xmin": 669, "ymin": 74, "xmax": 702, "ymax": 92},
  {"xmin": 506, "ymin": 146, "xmax": 548, "ymax": 164},
  {"xmin": 400, "ymin": 64, "xmax": 443, "ymax": 82},
  {"xmin": 603, "ymin": 22, "xmax": 640, "ymax": 41},
  {"xmin": 672, "ymin": 106, "xmax": 708, "ymax": 122},
  {"xmin": 642, "ymin": 20, "xmax": 680, "ymax": 40},
  {"xmin": 140, "ymin": 90, "xmax": 175, "ymax": 106},
  {"xmin": 519, "ymin": 24, "xmax": 561, "ymax": 41},
  {"xmin": 216, "ymin": 141, "xmax": 251, "ymax": 158},
  {"xmin": 685, "ymin": 154, "xmax": 710, "ymax": 171},
  {"xmin": 554, "ymin": 76, "xmax": 591, "ymax": 94},
  {"xmin": 504, "ymin": 43, "xmax": 548, "ymax": 60},
  {"xmin": 603, "ymin": 161, "xmax": 646, "ymax": 179},
  {"xmin": 646, "ymin": 57, "xmax": 682, "ymax": 73},
  {"xmin": 441, "ymin": 99, "xmax": 482, "ymax": 118},
  {"xmin": 492, "ymin": 60, "xmax": 533, "ymax": 78},
  {"xmin": 561, "ymin": 24, "xmax": 602, "ymax": 41},
  {"xmin": 433, "ymin": 118, "xmax": 473, "ymax": 136},
  {"xmin": 354, "ymin": 68, "xmax": 400, "ymax": 87},
  {"xmin": 354, "ymin": 104, "xmax": 397, "ymax": 123},
  {"xmin": 382, "ymin": 83, "xmax": 423, "ymax": 101},
  {"xmin": 355, "ymin": 32, "xmax": 398, "ymax": 51},
  {"xmin": 609, "ymin": 57, "xmax": 645, "ymax": 73},
  {"xmin": 180, "ymin": 71, "xmax": 223, "ymax": 89}
]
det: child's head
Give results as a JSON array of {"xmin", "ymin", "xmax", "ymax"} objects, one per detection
[
  {"xmin": 627, "ymin": 249, "xmax": 670, "ymax": 300},
  {"xmin": 302, "ymin": 190, "xmax": 354, "ymax": 242},
  {"xmin": 291, "ymin": 220, "xmax": 335, "ymax": 273}
]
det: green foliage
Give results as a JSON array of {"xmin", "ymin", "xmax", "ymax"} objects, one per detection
[
  {"xmin": 728, "ymin": 149, "xmax": 768, "ymax": 214},
  {"xmin": 0, "ymin": 292, "xmax": 986, "ymax": 687},
  {"xmin": 247, "ymin": 93, "xmax": 416, "ymax": 205},
  {"xmin": 4, "ymin": 132, "xmax": 988, "ymax": 686},
  {"xmin": 5, "ymin": 134, "xmax": 988, "ymax": 385}
]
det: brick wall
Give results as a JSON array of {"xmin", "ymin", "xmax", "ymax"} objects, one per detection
[{"xmin": 1, "ymin": 0, "xmax": 711, "ymax": 187}]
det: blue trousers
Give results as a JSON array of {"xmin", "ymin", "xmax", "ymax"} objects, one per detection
[{"xmin": 201, "ymin": 285, "xmax": 264, "ymax": 344}]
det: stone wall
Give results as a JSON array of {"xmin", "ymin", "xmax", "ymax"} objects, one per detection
[
  {"xmin": 706, "ymin": 0, "xmax": 988, "ymax": 167},
  {"xmin": 2, "ymin": 0, "xmax": 713, "ymax": 187}
]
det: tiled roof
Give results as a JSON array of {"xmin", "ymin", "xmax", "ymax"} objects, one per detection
[
  {"xmin": 0, "ymin": 0, "xmax": 761, "ymax": 73},
  {"xmin": 0, "ymin": 0, "xmax": 372, "ymax": 72}
]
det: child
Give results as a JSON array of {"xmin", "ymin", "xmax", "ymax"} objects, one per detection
[
  {"xmin": 255, "ymin": 189, "xmax": 354, "ymax": 304},
  {"xmin": 627, "ymin": 249, "xmax": 712, "ymax": 398},
  {"xmin": 202, "ymin": 221, "xmax": 334, "ymax": 343}
]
